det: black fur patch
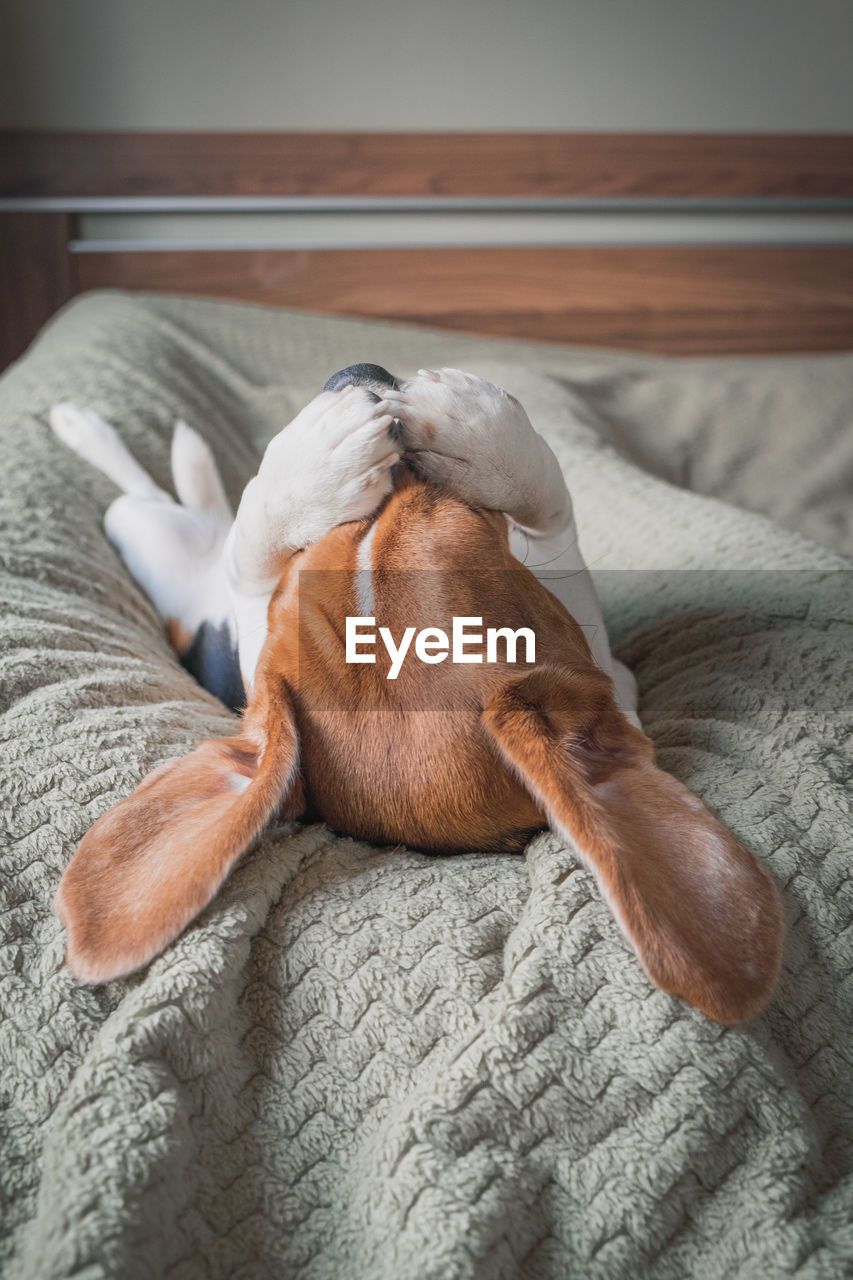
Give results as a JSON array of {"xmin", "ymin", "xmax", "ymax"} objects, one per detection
[{"xmin": 180, "ymin": 620, "xmax": 245, "ymax": 712}]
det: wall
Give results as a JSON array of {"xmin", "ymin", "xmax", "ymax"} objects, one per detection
[
  {"xmin": 3, "ymin": 0, "xmax": 853, "ymax": 132},
  {"xmin": 4, "ymin": 1, "xmax": 852, "ymax": 254}
]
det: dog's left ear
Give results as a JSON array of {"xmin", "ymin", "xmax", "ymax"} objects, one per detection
[
  {"xmin": 483, "ymin": 665, "xmax": 784, "ymax": 1024},
  {"xmin": 55, "ymin": 678, "xmax": 302, "ymax": 983}
]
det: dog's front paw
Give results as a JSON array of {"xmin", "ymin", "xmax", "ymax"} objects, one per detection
[
  {"xmin": 228, "ymin": 387, "xmax": 399, "ymax": 587},
  {"xmin": 322, "ymin": 390, "xmax": 401, "ymax": 526},
  {"xmin": 386, "ymin": 367, "xmax": 520, "ymax": 445},
  {"xmin": 383, "ymin": 368, "xmax": 569, "ymax": 532},
  {"xmin": 264, "ymin": 385, "xmax": 399, "ymax": 540}
]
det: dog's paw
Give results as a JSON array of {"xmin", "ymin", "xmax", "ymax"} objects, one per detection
[
  {"xmin": 385, "ymin": 368, "xmax": 521, "ymax": 441},
  {"xmin": 246, "ymin": 386, "xmax": 399, "ymax": 555},
  {"xmin": 50, "ymin": 402, "xmax": 120, "ymax": 456},
  {"xmin": 171, "ymin": 420, "xmax": 233, "ymax": 521},
  {"xmin": 383, "ymin": 369, "xmax": 569, "ymax": 532},
  {"xmin": 50, "ymin": 403, "xmax": 170, "ymax": 500}
]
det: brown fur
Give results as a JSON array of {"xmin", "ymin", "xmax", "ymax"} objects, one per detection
[
  {"xmin": 165, "ymin": 617, "xmax": 193, "ymax": 656},
  {"xmin": 56, "ymin": 467, "xmax": 783, "ymax": 1020},
  {"xmin": 55, "ymin": 676, "xmax": 303, "ymax": 981}
]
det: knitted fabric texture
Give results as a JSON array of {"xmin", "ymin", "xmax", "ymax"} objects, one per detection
[{"xmin": 1, "ymin": 292, "xmax": 851, "ymax": 1279}]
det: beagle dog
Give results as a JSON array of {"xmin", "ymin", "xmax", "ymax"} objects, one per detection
[{"xmin": 50, "ymin": 366, "xmax": 782, "ymax": 1023}]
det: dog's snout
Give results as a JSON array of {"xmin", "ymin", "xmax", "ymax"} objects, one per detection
[{"xmin": 323, "ymin": 363, "xmax": 399, "ymax": 397}]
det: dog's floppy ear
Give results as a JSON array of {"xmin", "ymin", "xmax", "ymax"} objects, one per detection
[
  {"xmin": 55, "ymin": 678, "xmax": 302, "ymax": 983},
  {"xmin": 483, "ymin": 666, "xmax": 783, "ymax": 1024}
]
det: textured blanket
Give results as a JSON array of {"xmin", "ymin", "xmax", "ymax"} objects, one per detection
[{"xmin": 1, "ymin": 291, "xmax": 851, "ymax": 1279}]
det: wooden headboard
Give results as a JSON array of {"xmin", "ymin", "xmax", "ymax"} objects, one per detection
[{"xmin": 2, "ymin": 130, "xmax": 853, "ymax": 370}]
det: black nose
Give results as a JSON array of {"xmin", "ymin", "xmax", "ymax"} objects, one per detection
[{"xmin": 323, "ymin": 363, "xmax": 399, "ymax": 394}]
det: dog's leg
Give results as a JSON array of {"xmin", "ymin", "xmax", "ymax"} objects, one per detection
[
  {"xmin": 51, "ymin": 402, "xmax": 173, "ymax": 500},
  {"xmin": 169, "ymin": 418, "xmax": 233, "ymax": 522},
  {"xmin": 382, "ymin": 369, "xmax": 641, "ymax": 727},
  {"xmin": 506, "ymin": 520, "xmax": 642, "ymax": 728},
  {"xmin": 224, "ymin": 386, "xmax": 398, "ymax": 690},
  {"xmin": 50, "ymin": 404, "xmax": 242, "ymax": 709}
]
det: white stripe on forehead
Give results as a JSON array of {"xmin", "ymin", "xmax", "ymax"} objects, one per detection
[{"xmin": 355, "ymin": 522, "xmax": 378, "ymax": 617}]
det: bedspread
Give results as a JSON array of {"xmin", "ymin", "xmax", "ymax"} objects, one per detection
[{"xmin": 1, "ymin": 291, "xmax": 851, "ymax": 1279}]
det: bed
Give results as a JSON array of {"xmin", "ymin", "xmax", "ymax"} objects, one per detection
[{"xmin": 1, "ymin": 132, "xmax": 852, "ymax": 1279}]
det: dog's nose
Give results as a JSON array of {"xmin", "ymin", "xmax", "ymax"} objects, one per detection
[{"xmin": 323, "ymin": 363, "xmax": 399, "ymax": 396}]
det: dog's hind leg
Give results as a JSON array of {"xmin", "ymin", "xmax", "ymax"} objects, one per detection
[
  {"xmin": 170, "ymin": 418, "xmax": 233, "ymax": 522},
  {"xmin": 51, "ymin": 402, "xmax": 173, "ymax": 501},
  {"xmin": 50, "ymin": 404, "xmax": 243, "ymax": 709}
]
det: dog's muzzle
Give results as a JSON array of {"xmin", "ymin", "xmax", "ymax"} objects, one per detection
[
  {"xmin": 323, "ymin": 363, "xmax": 399, "ymax": 396},
  {"xmin": 324, "ymin": 363, "xmax": 403, "ymax": 442}
]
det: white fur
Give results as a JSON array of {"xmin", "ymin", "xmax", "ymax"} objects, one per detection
[
  {"xmin": 507, "ymin": 520, "xmax": 640, "ymax": 726},
  {"xmin": 50, "ymin": 404, "xmax": 171, "ymax": 501},
  {"xmin": 383, "ymin": 368, "xmax": 571, "ymax": 535},
  {"xmin": 229, "ymin": 589, "xmax": 275, "ymax": 691},
  {"xmin": 610, "ymin": 661, "xmax": 641, "ymax": 728},
  {"xmin": 355, "ymin": 522, "xmax": 378, "ymax": 618},
  {"xmin": 171, "ymin": 420, "xmax": 233, "ymax": 521},
  {"xmin": 103, "ymin": 495, "xmax": 232, "ymax": 635},
  {"xmin": 225, "ymin": 387, "xmax": 398, "ymax": 587}
]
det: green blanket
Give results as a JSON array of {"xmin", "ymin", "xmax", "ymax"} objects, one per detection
[{"xmin": 1, "ymin": 291, "xmax": 851, "ymax": 1279}]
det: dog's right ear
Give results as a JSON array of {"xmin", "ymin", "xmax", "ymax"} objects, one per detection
[
  {"xmin": 483, "ymin": 666, "xmax": 783, "ymax": 1024},
  {"xmin": 55, "ymin": 678, "xmax": 302, "ymax": 983}
]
